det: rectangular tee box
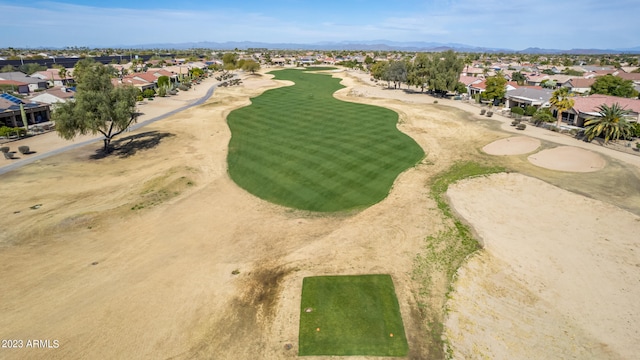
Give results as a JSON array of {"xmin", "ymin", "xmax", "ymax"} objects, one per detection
[{"xmin": 298, "ymin": 274, "xmax": 408, "ymax": 356}]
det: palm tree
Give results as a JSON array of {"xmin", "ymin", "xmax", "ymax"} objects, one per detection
[
  {"xmin": 58, "ymin": 68, "xmax": 67, "ymax": 85},
  {"xmin": 583, "ymin": 103, "xmax": 633, "ymax": 144},
  {"xmin": 549, "ymin": 87, "xmax": 575, "ymax": 127}
]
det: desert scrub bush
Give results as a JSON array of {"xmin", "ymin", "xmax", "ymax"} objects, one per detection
[
  {"xmin": 511, "ymin": 120, "xmax": 521, "ymax": 126},
  {"xmin": 516, "ymin": 123, "xmax": 526, "ymax": 130},
  {"xmin": 486, "ymin": 111, "xmax": 493, "ymax": 117},
  {"xmin": 0, "ymin": 146, "xmax": 9, "ymax": 153},
  {"xmin": 480, "ymin": 109, "xmax": 486, "ymax": 115},
  {"xmin": 18, "ymin": 145, "xmax": 29, "ymax": 154}
]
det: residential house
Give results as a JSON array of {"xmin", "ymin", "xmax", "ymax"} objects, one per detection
[
  {"xmin": 505, "ymin": 87, "xmax": 554, "ymax": 109},
  {"xmin": 31, "ymin": 70, "xmax": 72, "ymax": 87},
  {"xmin": 0, "ymin": 79, "xmax": 30, "ymax": 94},
  {"xmin": 468, "ymin": 80, "xmax": 486, "ymax": 97},
  {"xmin": 459, "ymin": 75, "xmax": 482, "ymax": 87},
  {"xmin": 563, "ymin": 94, "xmax": 640, "ymax": 127},
  {"xmin": 322, "ymin": 57, "xmax": 337, "ymax": 65},
  {"xmin": 561, "ymin": 78, "xmax": 596, "ymax": 94},
  {"xmin": 544, "ymin": 74, "xmax": 574, "ymax": 86},
  {"xmin": 0, "ymin": 72, "xmax": 47, "ymax": 92},
  {"xmin": 0, "ymin": 93, "xmax": 51, "ymax": 127},
  {"xmin": 525, "ymin": 74, "xmax": 549, "ymax": 86},
  {"xmin": 615, "ymin": 71, "xmax": 640, "ymax": 84},
  {"xmin": 620, "ymin": 66, "xmax": 639, "ymax": 73},
  {"xmin": 298, "ymin": 56, "xmax": 315, "ymax": 65},
  {"xmin": 468, "ymin": 79, "xmax": 518, "ymax": 99},
  {"xmin": 28, "ymin": 86, "xmax": 75, "ymax": 105},
  {"xmin": 582, "ymin": 65, "xmax": 616, "ymax": 72},
  {"xmin": 270, "ymin": 57, "xmax": 287, "ymax": 66},
  {"xmin": 463, "ymin": 66, "xmax": 485, "ymax": 77}
]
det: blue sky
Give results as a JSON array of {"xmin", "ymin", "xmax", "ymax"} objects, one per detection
[{"xmin": 1, "ymin": 0, "xmax": 638, "ymax": 50}]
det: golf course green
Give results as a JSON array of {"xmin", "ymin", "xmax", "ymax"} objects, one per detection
[{"xmin": 227, "ymin": 68, "xmax": 424, "ymax": 211}]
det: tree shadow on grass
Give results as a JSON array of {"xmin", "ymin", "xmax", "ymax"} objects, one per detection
[{"xmin": 90, "ymin": 131, "xmax": 175, "ymax": 159}]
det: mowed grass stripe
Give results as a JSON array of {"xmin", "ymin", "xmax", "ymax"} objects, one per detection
[
  {"xmin": 237, "ymin": 141, "xmax": 384, "ymax": 206},
  {"xmin": 227, "ymin": 69, "xmax": 424, "ymax": 211}
]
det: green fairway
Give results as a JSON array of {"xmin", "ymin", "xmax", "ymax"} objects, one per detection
[
  {"xmin": 298, "ymin": 274, "xmax": 408, "ymax": 356},
  {"xmin": 226, "ymin": 69, "xmax": 424, "ymax": 211}
]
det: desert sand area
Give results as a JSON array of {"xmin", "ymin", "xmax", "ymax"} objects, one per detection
[{"xmin": 1, "ymin": 68, "xmax": 640, "ymax": 359}]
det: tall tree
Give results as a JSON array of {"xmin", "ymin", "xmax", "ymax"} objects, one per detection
[
  {"xmin": 57, "ymin": 67, "xmax": 68, "ymax": 85},
  {"xmin": 52, "ymin": 58, "xmax": 138, "ymax": 153},
  {"xmin": 590, "ymin": 74, "xmax": 639, "ymax": 98},
  {"xmin": 387, "ymin": 60, "xmax": 408, "ymax": 88},
  {"xmin": 583, "ymin": 103, "xmax": 633, "ymax": 143},
  {"xmin": 482, "ymin": 74, "xmax": 507, "ymax": 104},
  {"xmin": 408, "ymin": 53, "xmax": 429, "ymax": 91},
  {"xmin": 370, "ymin": 61, "xmax": 390, "ymax": 87},
  {"xmin": 426, "ymin": 50, "xmax": 464, "ymax": 94},
  {"xmin": 549, "ymin": 87, "xmax": 575, "ymax": 127},
  {"xmin": 222, "ymin": 52, "xmax": 238, "ymax": 70},
  {"xmin": 511, "ymin": 71, "xmax": 526, "ymax": 85},
  {"xmin": 242, "ymin": 59, "xmax": 260, "ymax": 74}
]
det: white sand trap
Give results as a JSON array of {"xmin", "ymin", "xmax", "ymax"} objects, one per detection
[
  {"xmin": 482, "ymin": 136, "xmax": 541, "ymax": 155},
  {"xmin": 528, "ymin": 146, "xmax": 606, "ymax": 172}
]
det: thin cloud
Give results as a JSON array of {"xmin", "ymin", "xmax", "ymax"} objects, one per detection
[{"xmin": 0, "ymin": 0, "xmax": 638, "ymax": 49}]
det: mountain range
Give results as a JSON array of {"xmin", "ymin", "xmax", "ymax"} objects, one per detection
[{"xmin": 122, "ymin": 40, "xmax": 640, "ymax": 54}]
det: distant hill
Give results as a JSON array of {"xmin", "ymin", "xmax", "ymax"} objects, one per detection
[{"xmin": 46, "ymin": 40, "xmax": 640, "ymax": 54}]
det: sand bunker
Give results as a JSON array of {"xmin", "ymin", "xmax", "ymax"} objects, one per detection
[
  {"xmin": 445, "ymin": 173, "xmax": 640, "ymax": 359},
  {"xmin": 528, "ymin": 146, "xmax": 606, "ymax": 172},
  {"xmin": 482, "ymin": 136, "xmax": 541, "ymax": 155}
]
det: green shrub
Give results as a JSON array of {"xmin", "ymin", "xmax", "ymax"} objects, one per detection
[
  {"xmin": 142, "ymin": 88, "xmax": 156, "ymax": 98},
  {"xmin": 0, "ymin": 126, "xmax": 12, "ymax": 137},
  {"xmin": 0, "ymin": 126, "xmax": 26, "ymax": 137},
  {"xmin": 532, "ymin": 108, "xmax": 555, "ymax": 125},
  {"xmin": 510, "ymin": 107, "xmax": 525, "ymax": 115},
  {"xmin": 157, "ymin": 75, "xmax": 170, "ymax": 88},
  {"xmin": 524, "ymin": 105, "xmax": 537, "ymax": 116}
]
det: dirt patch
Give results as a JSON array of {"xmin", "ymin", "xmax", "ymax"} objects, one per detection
[{"xmin": 182, "ymin": 264, "xmax": 294, "ymax": 360}]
